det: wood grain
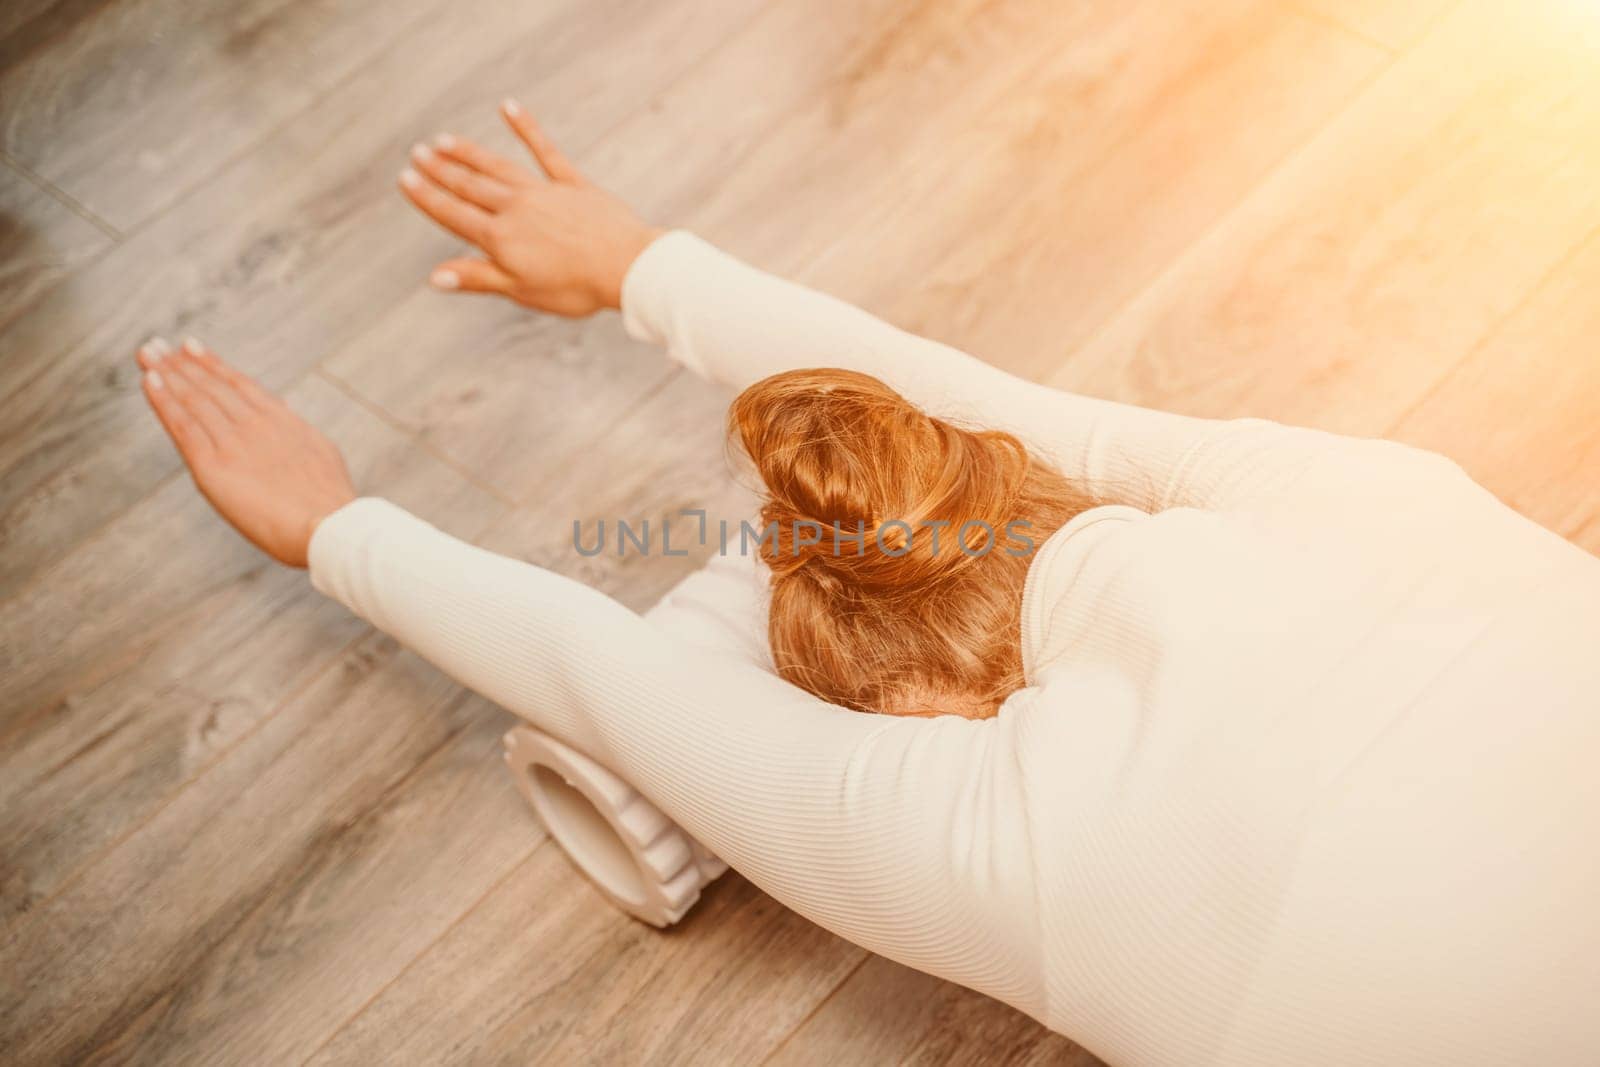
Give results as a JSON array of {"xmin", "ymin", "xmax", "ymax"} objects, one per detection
[
  {"xmin": 800, "ymin": 0, "xmax": 1388, "ymax": 379},
  {"xmin": 1294, "ymin": 0, "xmax": 1455, "ymax": 49},
  {"xmin": 1389, "ymin": 226, "xmax": 1600, "ymax": 552},
  {"xmin": 0, "ymin": 0, "xmax": 452, "ymax": 230},
  {"xmin": 607, "ymin": 0, "xmax": 1096, "ymax": 270},
  {"xmin": 0, "ymin": 0, "xmax": 75, "ymax": 66},
  {"xmin": 309, "ymin": 854, "xmax": 863, "ymax": 1066},
  {"xmin": 767, "ymin": 955, "xmax": 1096, "ymax": 1066},
  {"xmin": 477, "ymin": 369, "xmax": 752, "ymax": 608},
  {"xmin": 1051, "ymin": 0, "xmax": 1600, "ymax": 437},
  {"xmin": 320, "ymin": 296, "xmax": 676, "ymax": 507},
  {"xmin": 0, "ymin": 373, "xmax": 505, "ymax": 916},
  {"xmin": 0, "ymin": 158, "xmax": 109, "ymax": 332},
  {"xmin": 0, "ymin": 632, "xmax": 536, "ymax": 1065}
]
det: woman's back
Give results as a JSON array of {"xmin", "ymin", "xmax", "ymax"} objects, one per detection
[{"xmin": 1013, "ymin": 457, "xmax": 1600, "ymax": 1063}]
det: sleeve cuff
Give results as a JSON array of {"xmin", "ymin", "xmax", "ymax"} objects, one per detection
[
  {"xmin": 307, "ymin": 496, "xmax": 423, "ymax": 604},
  {"xmin": 619, "ymin": 229, "xmax": 726, "ymax": 372}
]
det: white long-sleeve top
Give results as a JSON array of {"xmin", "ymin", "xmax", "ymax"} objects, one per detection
[{"xmin": 310, "ymin": 233, "xmax": 1600, "ymax": 1066}]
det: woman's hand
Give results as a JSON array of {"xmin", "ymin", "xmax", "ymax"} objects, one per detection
[
  {"xmin": 137, "ymin": 338, "xmax": 357, "ymax": 568},
  {"xmin": 399, "ymin": 99, "xmax": 664, "ymax": 316}
]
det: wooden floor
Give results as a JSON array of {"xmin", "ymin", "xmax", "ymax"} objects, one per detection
[{"xmin": 3, "ymin": 0, "xmax": 1599, "ymax": 1062}]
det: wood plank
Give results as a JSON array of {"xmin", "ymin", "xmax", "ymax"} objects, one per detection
[
  {"xmin": 0, "ymin": 630, "xmax": 538, "ymax": 1066},
  {"xmin": 807, "ymin": 1, "xmax": 1387, "ymax": 379},
  {"xmin": 587, "ymin": 0, "xmax": 915, "ymax": 221},
  {"xmin": 1388, "ymin": 227, "xmax": 1600, "ymax": 554},
  {"xmin": 767, "ymin": 955, "xmax": 1098, "ymax": 1066},
  {"xmin": 475, "ymin": 369, "xmax": 753, "ymax": 609},
  {"xmin": 1049, "ymin": 0, "xmax": 1600, "ymax": 436},
  {"xmin": 666, "ymin": 0, "xmax": 1313, "ymax": 275},
  {"xmin": 0, "ymin": 0, "xmax": 765, "ymax": 601},
  {"xmin": 308, "ymin": 848, "xmax": 862, "ymax": 1065},
  {"xmin": 0, "ymin": 158, "xmax": 109, "ymax": 332},
  {"xmin": 590, "ymin": 0, "xmax": 1083, "ymax": 268},
  {"xmin": 1294, "ymin": 0, "xmax": 1455, "ymax": 49},
  {"xmin": 320, "ymin": 296, "xmax": 677, "ymax": 508},
  {"xmin": 0, "ymin": 0, "xmax": 451, "ymax": 230},
  {"xmin": 0, "ymin": 372, "xmax": 505, "ymax": 916},
  {"xmin": 0, "ymin": 0, "xmax": 69, "ymax": 65}
]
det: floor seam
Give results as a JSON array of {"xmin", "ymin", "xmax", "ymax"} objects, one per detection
[
  {"xmin": 1049, "ymin": 16, "xmax": 1408, "ymax": 383},
  {"xmin": 1382, "ymin": 218, "xmax": 1600, "ymax": 438},
  {"xmin": 313, "ymin": 364, "xmax": 520, "ymax": 508},
  {"xmin": 0, "ymin": 627, "xmax": 376, "ymax": 946},
  {"xmin": 1282, "ymin": 0, "xmax": 1398, "ymax": 55},
  {"xmin": 758, "ymin": 951, "xmax": 872, "ymax": 1065},
  {"xmin": 0, "ymin": 150, "xmax": 122, "ymax": 240},
  {"xmin": 298, "ymin": 835, "xmax": 553, "ymax": 1065},
  {"xmin": 97, "ymin": 0, "xmax": 452, "ymax": 247}
]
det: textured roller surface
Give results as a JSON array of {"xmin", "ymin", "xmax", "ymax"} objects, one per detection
[{"xmin": 503, "ymin": 725, "xmax": 727, "ymax": 927}]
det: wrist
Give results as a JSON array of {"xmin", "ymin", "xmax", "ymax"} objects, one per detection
[
  {"xmin": 299, "ymin": 491, "xmax": 358, "ymax": 567},
  {"xmin": 600, "ymin": 224, "xmax": 666, "ymax": 310}
]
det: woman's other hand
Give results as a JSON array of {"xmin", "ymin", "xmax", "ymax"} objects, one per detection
[
  {"xmin": 399, "ymin": 99, "xmax": 663, "ymax": 316},
  {"xmin": 137, "ymin": 338, "xmax": 357, "ymax": 568}
]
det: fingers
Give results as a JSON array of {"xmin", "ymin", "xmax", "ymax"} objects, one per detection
[
  {"xmin": 162, "ymin": 344, "xmax": 241, "ymax": 435},
  {"xmin": 169, "ymin": 339, "xmax": 265, "ymax": 423},
  {"xmin": 136, "ymin": 336, "xmax": 285, "ymax": 462},
  {"xmin": 409, "ymin": 142, "xmax": 512, "ymax": 212},
  {"xmin": 431, "ymin": 133, "xmax": 529, "ymax": 187},
  {"xmin": 399, "ymin": 167, "xmax": 492, "ymax": 245},
  {"xmin": 501, "ymin": 98, "xmax": 582, "ymax": 184},
  {"xmin": 144, "ymin": 369, "xmax": 212, "ymax": 458},
  {"xmin": 136, "ymin": 336, "xmax": 175, "ymax": 371},
  {"xmin": 139, "ymin": 338, "xmax": 222, "ymax": 456},
  {"xmin": 178, "ymin": 337, "xmax": 284, "ymax": 416},
  {"xmin": 429, "ymin": 257, "xmax": 516, "ymax": 296}
]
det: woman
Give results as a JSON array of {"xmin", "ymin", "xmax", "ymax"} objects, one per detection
[{"xmin": 136, "ymin": 102, "xmax": 1600, "ymax": 1065}]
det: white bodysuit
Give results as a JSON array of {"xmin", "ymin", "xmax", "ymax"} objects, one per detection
[{"xmin": 309, "ymin": 232, "xmax": 1600, "ymax": 1066}]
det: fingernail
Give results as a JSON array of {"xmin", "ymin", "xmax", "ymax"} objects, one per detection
[
  {"xmin": 430, "ymin": 269, "xmax": 459, "ymax": 290},
  {"xmin": 501, "ymin": 98, "xmax": 523, "ymax": 117},
  {"xmin": 399, "ymin": 168, "xmax": 423, "ymax": 189},
  {"xmin": 145, "ymin": 370, "xmax": 164, "ymax": 390},
  {"xmin": 139, "ymin": 337, "xmax": 173, "ymax": 363},
  {"xmin": 183, "ymin": 336, "xmax": 204, "ymax": 356},
  {"xmin": 410, "ymin": 142, "xmax": 434, "ymax": 163},
  {"xmin": 435, "ymin": 133, "xmax": 456, "ymax": 150}
]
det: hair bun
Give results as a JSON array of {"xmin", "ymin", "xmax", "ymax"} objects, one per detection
[
  {"xmin": 726, "ymin": 367, "xmax": 1088, "ymax": 718},
  {"xmin": 730, "ymin": 369, "xmax": 1029, "ymax": 590}
]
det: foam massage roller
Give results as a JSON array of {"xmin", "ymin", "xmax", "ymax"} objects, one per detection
[{"xmin": 502, "ymin": 726, "xmax": 728, "ymax": 927}]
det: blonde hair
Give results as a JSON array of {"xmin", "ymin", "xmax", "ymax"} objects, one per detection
[{"xmin": 728, "ymin": 368, "xmax": 1089, "ymax": 719}]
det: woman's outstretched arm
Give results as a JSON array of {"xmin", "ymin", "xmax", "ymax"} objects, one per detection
[
  {"xmin": 621, "ymin": 230, "xmax": 1240, "ymax": 511},
  {"xmin": 399, "ymin": 101, "xmax": 1438, "ymax": 516},
  {"xmin": 618, "ymin": 232, "xmax": 1472, "ymax": 514},
  {"xmin": 309, "ymin": 497, "xmax": 1049, "ymax": 1015}
]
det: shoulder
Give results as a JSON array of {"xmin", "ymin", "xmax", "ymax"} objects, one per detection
[{"xmin": 1021, "ymin": 505, "xmax": 1153, "ymax": 684}]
